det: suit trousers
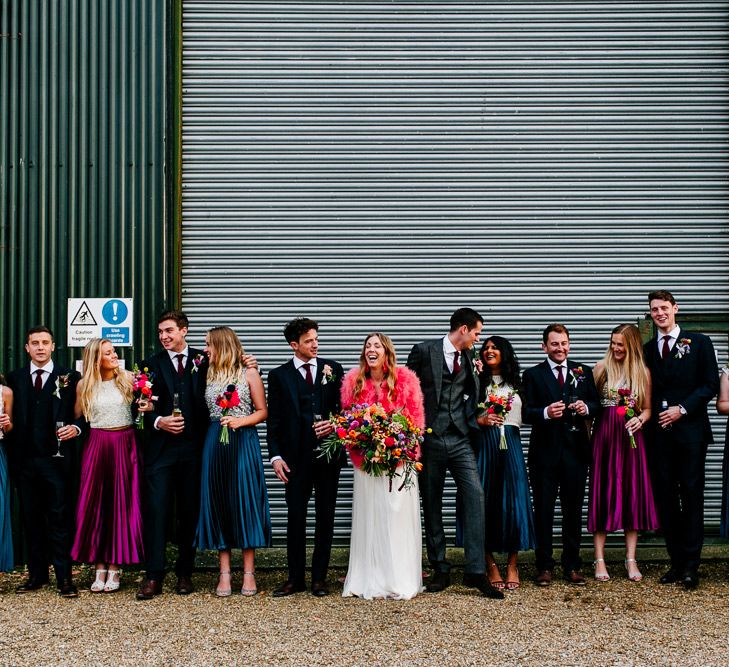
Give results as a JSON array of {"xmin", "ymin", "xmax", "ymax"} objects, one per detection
[
  {"xmin": 142, "ymin": 441, "xmax": 200, "ymax": 580},
  {"xmin": 284, "ymin": 453, "xmax": 341, "ymax": 585},
  {"xmin": 420, "ymin": 430, "xmax": 485, "ymax": 574},
  {"xmin": 16, "ymin": 456, "xmax": 73, "ymax": 582},
  {"xmin": 649, "ymin": 433, "xmax": 707, "ymax": 572},
  {"xmin": 530, "ymin": 448, "xmax": 587, "ymax": 573}
]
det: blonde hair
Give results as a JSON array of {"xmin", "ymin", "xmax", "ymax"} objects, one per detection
[
  {"xmin": 352, "ymin": 333, "xmax": 398, "ymax": 402},
  {"xmin": 595, "ymin": 324, "xmax": 649, "ymax": 410},
  {"xmin": 207, "ymin": 326, "xmax": 246, "ymax": 385},
  {"xmin": 79, "ymin": 338, "xmax": 133, "ymax": 418}
]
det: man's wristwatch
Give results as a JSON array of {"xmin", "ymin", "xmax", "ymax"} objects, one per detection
[{"xmin": 678, "ymin": 405, "xmax": 687, "ymax": 416}]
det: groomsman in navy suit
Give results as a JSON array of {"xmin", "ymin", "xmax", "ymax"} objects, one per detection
[
  {"xmin": 643, "ymin": 290, "xmax": 718, "ymax": 589},
  {"xmin": 7, "ymin": 326, "xmax": 82, "ymax": 597},
  {"xmin": 523, "ymin": 323, "xmax": 600, "ymax": 586},
  {"xmin": 267, "ymin": 318, "xmax": 346, "ymax": 597}
]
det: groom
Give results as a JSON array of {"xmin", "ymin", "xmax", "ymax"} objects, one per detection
[
  {"xmin": 267, "ymin": 318, "xmax": 346, "ymax": 597},
  {"xmin": 407, "ymin": 308, "xmax": 503, "ymax": 599},
  {"xmin": 644, "ymin": 290, "xmax": 718, "ymax": 589}
]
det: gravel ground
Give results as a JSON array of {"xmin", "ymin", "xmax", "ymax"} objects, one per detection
[{"xmin": 1, "ymin": 556, "xmax": 729, "ymax": 667}]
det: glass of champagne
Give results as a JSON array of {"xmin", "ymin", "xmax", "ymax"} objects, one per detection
[
  {"xmin": 313, "ymin": 413, "xmax": 323, "ymax": 450},
  {"xmin": 567, "ymin": 394, "xmax": 580, "ymax": 432},
  {"xmin": 54, "ymin": 421, "xmax": 65, "ymax": 457},
  {"xmin": 172, "ymin": 393, "xmax": 182, "ymax": 417}
]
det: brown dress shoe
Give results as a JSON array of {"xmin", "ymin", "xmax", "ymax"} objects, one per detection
[
  {"xmin": 136, "ymin": 579, "xmax": 163, "ymax": 600},
  {"xmin": 176, "ymin": 576, "xmax": 194, "ymax": 595},
  {"xmin": 535, "ymin": 569, "xmax": 553, "ymax": 586},
  {"xmin": 311, "ymin": 580, "xmax": 329, "ymax": 597},
  {"xmin": 272, "ymin": 580, "xmax": 306, "ymax": 597},
  {"xmin": 564, "ymin": 570, "xmax": 586, "ymax": 585}
]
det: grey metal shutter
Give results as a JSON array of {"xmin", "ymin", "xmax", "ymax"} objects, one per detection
[{"xmin": 181, "ymin": 1, "xmax": 729, "ymax": 547}]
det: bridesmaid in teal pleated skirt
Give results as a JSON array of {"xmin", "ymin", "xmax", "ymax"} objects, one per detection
[
  {"xmin": 194, "ymin": 327, "xmax": 271, "ymax": 598},
  {"xmin": 0, "ymin": 379, "xmax": 15, "ymax": 571}
]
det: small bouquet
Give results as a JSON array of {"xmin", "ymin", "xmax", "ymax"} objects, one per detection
[
  {"xmin": 612, "ymin": 387, "xmax": 639, "ymax": 449},
  {"xmin": 215, "ymin": 384, "xmax": 240, "ymax": 444},
  {"xmin": 478, "ymin": 387, "xmax": 515, "ymax": 450},
  {"xmin": 320, "ymin": 403, "xmax": 424, "ymax": 492},
  {"xmin": 132, "ymin": 364, "xmax": 157, "ymax": 430},
  {"xmin": 570, "ymin": 366, "xmax": 586, "ymax": 387}
]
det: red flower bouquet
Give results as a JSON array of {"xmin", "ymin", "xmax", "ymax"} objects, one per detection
[
  {"xmin": 215, "ymin": 384, "xmax": 241, "ymax": 444},
  {"xmin": 478, "ymin": 387, "xmax": 515, "ymax": 450},
  {"xmin": 132, "ymin": 364, "xmax": 157, "ymax": 430}
]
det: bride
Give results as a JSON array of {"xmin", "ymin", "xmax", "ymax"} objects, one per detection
[{"xmin": 340, "ymin": 332, "xmax": 425, "ymax": 600}]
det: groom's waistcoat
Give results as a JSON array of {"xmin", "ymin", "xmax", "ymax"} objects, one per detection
[
  {"xmin": 29, "ymin": 387, "xmax": 56, "ymax": 454},
  {"xmin": 295, "ymin": 372, "xmax": 322, "ymax": 448},
  {"xmin": 432, "ymin": 360, "xmax": 469, "ymax": 436}
]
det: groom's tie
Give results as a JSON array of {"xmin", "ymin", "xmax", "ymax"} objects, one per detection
[
  {"xmin": 303, "ymin": 363, "xmax": 314, "ymax": 386},
  {"xmin": 661, "ymin": 335, "xmax": 671, "ymax": 360},
  {"xmin": 452, "ymin": 351, "xmax": 460, "ymax": 374},
  {"xmin": 556, "ymin": 365, "xmax": 565, "ymax": 387}
]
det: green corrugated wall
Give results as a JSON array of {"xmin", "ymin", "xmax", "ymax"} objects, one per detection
[{"xmin": 0, "ymin": 0, "xmax": 172, "ymax": 371}]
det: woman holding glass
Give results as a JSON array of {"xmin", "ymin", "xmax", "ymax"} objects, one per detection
[
  {"xmin": 588, "ymin": 324, "xmax": 659, "ymax": 582},
  {"xmin": 194, "ymin": 326, "xmax": 271, "ymax": 597},
  {"xmin": 71, "ymin": 339, "xmax": 144, "ymax": 592},
  {"xmin": 0, "ymin": 376, "xmax": 13, "ymax": 571}
]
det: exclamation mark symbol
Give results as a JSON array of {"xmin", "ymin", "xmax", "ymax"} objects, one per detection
[{"xmin": 112, "ymin": 302, "xmax": 119, "ymax": 322}]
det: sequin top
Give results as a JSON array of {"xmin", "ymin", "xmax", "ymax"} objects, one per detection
[
  {"xmin": 486, "ymin": 376, "xmax": 523, "ymax": 428},
  {"xmin": 600, "ymin": 379, "xmax": 631, "ymax": 408},
  {"xmin": 89, "ymin": 380, "xmax": 133, "ymax": 428},
  {"xmin": 205, "ymin": 379, "xmax": 253, "ymax": 420}
]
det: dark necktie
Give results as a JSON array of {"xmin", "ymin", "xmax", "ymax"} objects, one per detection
[
  {"xmin": 303, "ymin": 363, "xmax": 314, "ymax": 386},
  {"xmin": 176, "ymin": 353, "xmax": 185, "ymax": 377},
  {"xmin": 34, "ymin": 369, "xmax": 44, "ymax": 392},
  {"xmin": 453, "ymin": 351, "xmax": 460, "ymax": 374},
  {"xmin": 556, "ymin": 365, "xmax": 565, "ymax": 387},
  {"xmin": 661, "ymin": 335, "xmax": 671, "ymax": 360}
]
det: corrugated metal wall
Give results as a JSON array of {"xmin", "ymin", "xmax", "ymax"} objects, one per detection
[
  {"xmin": 180, "ymin": 1, "xmax": 729, "ymax": 546},
  {"xmin": 0, "ymin": 0, "xmax": 170, "ymax": 370}
]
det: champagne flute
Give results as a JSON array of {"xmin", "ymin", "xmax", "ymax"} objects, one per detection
[
  {"xmin": 567, "ymin": 394, "xmax": 580, "ymax": 432},
  {"xmin": 172, "ymin": 393, "xmax": 182, "ymax": 417},
  {"xmin": 54, "ymin": 421, "xmax": 65, "ymax": 458},
  {"xmin": 313, "ymin": 413, "xmax": 323, "ymax": 449}
]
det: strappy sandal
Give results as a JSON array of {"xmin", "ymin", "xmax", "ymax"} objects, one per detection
[
  {"xmin": 504, "ymin": 564, "xmax": 520, "ymax": 590},
  {"xmin": 625, "ymin": 559, "xmax": 643, "ymax": 582},
  {"xmin": 488, "ymin": 563, "xmax": 505, "ymax": 590},
  {"xmin": 90, "ymin": 569, "xmax": 107, "ymax": 593},
  {"xmin": 216, "ymin": 570, "xmax": 232, "ymax": 597},
  {"xmin": 241, "ymin": 570, "xmax": 257, "ymax": 597},
  {"xmin": 593, "ymin": 558, "xmax": 610, "ymax": 581},
  {"xmin": 104, "ymin": 569, "xmax": 122, "ymax": 592}
]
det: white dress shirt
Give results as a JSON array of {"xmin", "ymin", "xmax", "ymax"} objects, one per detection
[
  {"xmin": 29, "ymin": 361, "xmax": 54, "ymax": 388},
  {"xmin": 154, "ymin": 346, "xmax": 191, "ymax": 430},
  {"xmin": 657, "ymin": 325, "xmax": 681, "ymax": 355},
  {"xmin": 442, "ymin": 336, "xmax": 460, "ymax": 374}
]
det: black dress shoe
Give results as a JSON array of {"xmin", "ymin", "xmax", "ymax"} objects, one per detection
[
  {"xmin": 58, "ymin": 578, "xmax": 79, "ymax": 598},
  {"xmin": 425, "ymin": 571, "xmax": 450, "ymax": 592},
  {"xmin": 682, "ymin": 570, "xmax": 699, "ymax": 590},
  {"xmin": 136, "ymin": 579, "xmax": 163, "ymax": 600},
  {"xmin": 462, "ymin": 573, "xmax": 505, "ymax": 600},
  {"xmin": 311, "ymin": 580, "xmax": 329, "ymax": 597},
  {"xmin": 563, "ymin": 570, "xmax": 586, "ymax": 586},
  {"xmin": 176, "ymin": 576, "xmax": 194, "ymax": 595},
  {"xmin": 272, "ymin": 580, "xmax": 306, "ymax": 597},
  {"xmin": 15, "ymin": 576, "xmax": 49, "ymax": 594},
  {"xmin": 659, "ymin": 567, "xmax": 682, "ymax": 584}
]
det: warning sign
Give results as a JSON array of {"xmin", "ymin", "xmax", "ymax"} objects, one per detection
[{"xmin": 67, "ymin": 298, "xmax": 133, "ymax": 347}]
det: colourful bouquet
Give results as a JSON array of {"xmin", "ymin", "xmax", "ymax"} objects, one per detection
[
  {"xmin": 320, "ymin": 403, "xmax": 424, "ymax": 492},
  {"xmin": 215, "ymin": 384, "xmax": 240, "ymax": 444},
  {"xmin": 132, "ymin": 364, "xmax": 157, "ymax": 430},
  {"xmin": 612, "ymin": 387, "xmax": 639, "ymax": 449},
  {"xmin": 478, "ymin": 387, "xmax": 515, "ymax": 450}
]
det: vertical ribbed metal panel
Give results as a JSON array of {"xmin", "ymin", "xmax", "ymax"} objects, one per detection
[
  {"xmin": 0, "ymin": 0, "xmax": 169, "ymax": 369},
  {"xmin": 181, "ymin": 1, "xmax": 729, "ymax": 546}
]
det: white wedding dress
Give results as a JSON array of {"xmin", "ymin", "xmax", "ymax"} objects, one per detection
[{"xmin": 342, "ymin": 466, "xmax": 424, "ymax": 600}]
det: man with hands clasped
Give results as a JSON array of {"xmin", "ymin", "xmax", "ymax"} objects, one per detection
[
  {"xmin": 523, "ymin": 323, "xmax": 600, "ymax": 587},
  {"xmin": 643, "ymin": 290, "xmax": 718, "ymax": 589}
]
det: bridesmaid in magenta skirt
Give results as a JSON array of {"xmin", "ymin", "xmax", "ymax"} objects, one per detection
[
  {"xmin": 588, "ymin": 324, "xmax": 659, "ymax": 582},
  {"xmin": 72, "ymin": 339, "xmax": 144, "ymax": 592}
]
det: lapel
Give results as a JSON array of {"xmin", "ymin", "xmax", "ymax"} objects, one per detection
[
  {"xmin": 428, "ymin": 340, "xmax": 444, "ymax": 405},
  {"xmin": 157, "ymin": 350, "xmax": 176, "ymax": 398},
  {"xmin": 282, "ymin": 360, "xmax": 302, "ymax": 415},
  {"xmin": 540, "ymin": 360, "xmax": 564, "ymax": 402},
  {"xmin": 188, "ymin": 348, "xmax": 203, "ymax": 395}
]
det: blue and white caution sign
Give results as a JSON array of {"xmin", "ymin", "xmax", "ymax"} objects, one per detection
[{"xmin": 67, "ymin": 298, "xmax": 134, "ymax": 347}]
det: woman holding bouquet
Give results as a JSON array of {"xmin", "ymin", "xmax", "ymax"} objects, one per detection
[
  {"xmin": 340, "ymin": 333, "xmax": 425, "ymax": 599},
  {"xmin": 72, "ymin": 339, "xmax": 144, "ymax": 592},
  {"xmin": 0, "ymin": 377, "xmax": 14, "ymax": 572},
  {"xmin": 194, "ymin": 326, "xmax": 271, "ymax": 597},
  {"xmin": 465, "ymin": 336, "xmax": 534, "ymax": 590},
  {"xmin": 588, "ymin": 324, "xmax": 659, "ymax": 582}
]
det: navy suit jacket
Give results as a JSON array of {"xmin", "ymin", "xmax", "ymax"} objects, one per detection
[{"xmin": 643, "ymin": 330, "xmax": 718, "ymax": 444}]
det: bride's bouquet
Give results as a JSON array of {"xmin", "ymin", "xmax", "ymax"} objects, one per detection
[{"xmin": 320, "ymin": 403, "xmax": 424, "ymax": 492}]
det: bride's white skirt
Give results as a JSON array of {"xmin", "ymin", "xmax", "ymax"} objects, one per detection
[{"xmin": 342, "ymin": 466, "xmax": 424, "ymax": 600}]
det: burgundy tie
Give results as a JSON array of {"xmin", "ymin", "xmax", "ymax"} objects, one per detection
[
  {"xmin": 176, "ymin": 354, "xmax": 185, "ymax": 377},
  {"xmin": 661, "ymin": 336, "xmax": 671, "ymax": 360},
  {"xmin": 556, "ymin": 365, "xmax": 565, "ymax": 387},
  {"xmin": 303, "ymin": 363, "xmax": 314, "ymax": 386},
  {"xmin": 34, "ymin": 369, "xmax": 44, "ymax": 392},
  {"xmin": 453, "ymin": 351, "xmax": 461, "ymax": 374}
]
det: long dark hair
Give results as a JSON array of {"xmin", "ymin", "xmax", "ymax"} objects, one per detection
[{"xmin": 477, "ymin": 335, "xmax": 522, "ymax": 401}]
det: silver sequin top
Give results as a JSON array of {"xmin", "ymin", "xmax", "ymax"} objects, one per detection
[
  {"xmin": 205, "ymin": 379, "xmax": 253, "ymax": 419},
  {"xmin": 89, "ymin": 380, "xmax": 133, "ymax": 428},
  {"xmin": 600, "ymin": 379, "xmax": 630, "ymax": 407}
]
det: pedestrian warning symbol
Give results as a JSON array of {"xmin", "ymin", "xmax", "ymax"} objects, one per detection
[{"xmin": 70, "ymin": 301, "xmax": 98, "ymax": 326}]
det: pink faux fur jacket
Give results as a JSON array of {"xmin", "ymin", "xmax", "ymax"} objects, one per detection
[{"xmin": 340, "ymin": 365, "xmax": 426, "ymax": 469}]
